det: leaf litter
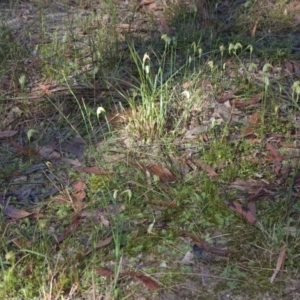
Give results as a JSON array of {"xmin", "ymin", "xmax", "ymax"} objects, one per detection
[{"xmin": 0, "ymin": 0, "xmax": 300, "ymax": 299}]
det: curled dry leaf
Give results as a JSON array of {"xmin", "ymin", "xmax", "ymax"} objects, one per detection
[
  {"xmin": 124, "ymin": 271, "xmax": 160, "ymax": 290},
  {"xmin": 0, "ymin": 194, "xmax": 35, "ymax": 219},
  {"xmin": 94, "ymin": 236, "xmax": 112, "ymax": 249},
  {"xmin": 139, "ymin": 0, "xmax": 155, "ymax": 6},
  {"xmin": 11, "ymin": 141, "xmax": 41, "ymax": 157},
  {"xmin": 241, "ymin": 127, "xmax": 257, "ymax": 137},
  {"xmin": 146, "ymin": 164, "xmax": 175, "ymax": 183},
  {"xmin": 216, "ymin": 91, "xmax": 234, "ymax": 103},
  {"xmin": 135, "ymin": 162, "xmax": 175, "ymax": 183},
  {"xmin": 251, "ymin": 19, "xmax": 259, "ymax": 37},
  {"xmin": 230, "ymin": 93, "xmax": 263, "ymax": 108},
  {"xmin": 84, "ymin": 236, "xmax": 112, "ymax": 256},
  {"xmin": 188, "ymin": 158, "xmax": 218, "ymax": 178},
  {"xmin": 3, "ymin": 204, "xmax": 34, "ymax": 219},
  {"xmin": 228, "ymin": 128, "xmax": 259, "ymax": 143},
  {"xmin": 266, "ymin": 143, "xmax": 282, "ymax": 160},
  {"xmin": 227, "ymin": 201, "xmax": 257, "ymax": 225},
  {"xmin": 95, "ymin": 267, "xmax": 159, "ymax": 290},
  {"xmin": 270, "ymin": 245, "xmax": 286, "ymax": 283}
]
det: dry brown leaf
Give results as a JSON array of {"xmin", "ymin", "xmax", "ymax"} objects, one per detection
[
  {"xmin": 96, "ymin": 267, "xmax": 114, "ymax": 278},
  {"xmin": 11, "ymin": 141, "xmax": 41, "ymax": 157},
  {"xmin": 72, "ymin": 181, "xmax": 86, "ymax": 192},
  {"xmin": 96, "ymin": 266, "xmax": 157, "ymax": 290},
  {"xmin": 188, "ymin": 158, "xmax": 217, "ymax": 178},
  {"xmin": 247, "ymin": 111, "xmax": 260, "ymax": 125},
  {"xmin": 0, "ymin": 130, "xmax": 18, "ymax": 138},
  {"xmin": 84, "ymin": 236, "xmax": 112, "ymax": 256},
  {"xmin": 72, "ymin": 181, "xmax": 87, "ymax": 201},
  {"xmin": 216, "ymin": 91, "xmax": 234, "ymax": 103},
  {"xmin": 266, "ymin": 145, "xmax": 282, "ymax": 169},
  {"xmin": 229, "ymin": 128, "xmax": 258, "ymax": 141},
  {"xmin": 266, "ymin": 143, "xmax": 283, "ymax": 173},
  {"xmin": 124, "ymin": 271, "xmax": 159, "ymax": 290},
  {"xmin": 251, "ymin": 19, "xmax": 259, "ymax": 37},
  {"xmin": 231, "ymin": 93, "xmax": 263, "ymax": 108},
  {"xmin": 0, "ymin": 194, "xmax": 35, "ymax": 219},
  {"xmin": 146, "ymin": 164, "xmax": 175, "ymax": 183},
  {"xmin": 3, "ymin": 204, "xmax": 34, "ymax": 219},
  {"xmin": 95, "ymin": 236, "xmax": 112, "ymax": 249},
  {"xmin": 242, "ymin": 127, "xmax": 256, "ymax": 136},
  {"xmin": 39, "ymin": 84, "xmax": 51, "ymax": 95},
  {"xmin": 270, "ymin": 245, "xmax": 286, "ymax": 283},
  {"xmin": 227, "ymin": 201, "xmax": 257, "ymax": 225},
  {"xmin": 74, "ymin": 190, "xmax": 86, "ymax": 202},
  {"xmin": 139, "ymin": 0, "xmax": 155, "ymax": 6}
]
